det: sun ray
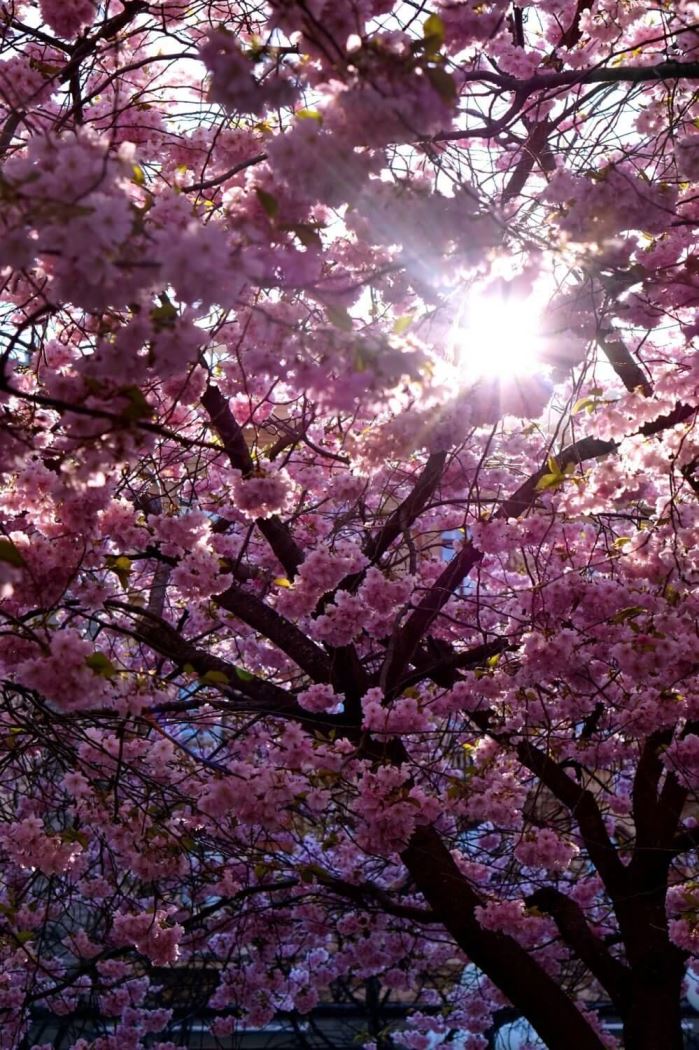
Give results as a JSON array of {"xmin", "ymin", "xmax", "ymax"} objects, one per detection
[{"xmin": 450, "ymin": 285, "xmax": 549, "ymax": 382}]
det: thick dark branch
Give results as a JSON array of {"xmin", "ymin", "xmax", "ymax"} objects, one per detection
[
  {"xmin": 671, "ymin": 825, "xmax": 699, "ymax": 855},
  {"xmin": 640, "ymin": 401, "xmax": 695, "ymax": 437},
  {"xmin": 327, "ymin": 644, "xmax": 370, "ymax": 709},
  {"xmin": 394, "ymin": 637, "xmax": 511, "ymax": 694},
  {"xmin": 558, "ymin": 0, "xmax": 594, "ymax": 50},
  {"xmin": 105, "ymin": 601, "xmax": 354, "ymax": 734},
  {"xmin": 0, "ymin": 109, "xmax": 26, "ymax": 158},
  {"xmin": 11, "ymin": 0, "xmax": 150, "ymax": 127},
  {"xmin": 146, "ymin": 560, "xmax": 171, "ymax": 618},
  {"xmin": 320, "ymin": 451, "xmax": 449, "ymax": 615},
  {"xmin": 380, "ymin": 435, "xmax": 612, "ymax": 689},
  {"xmin": 214, "ymin": 583, "xmax": 332, "ymax": 684},
  {"xmin": 501, "ymin": 119, "xmax": 555, "ymax": 204},
  {"xmin": 202, "ymin": 385, "xmax": 304, "ymax": 578},
  {"xmin": 598, "ymin": 337, "xmax": 652, "ymax": 396},
  {"xmin": 381, "ymin": 539, "xmax": 484, "ymax": 690},
  {"xmin": 631, "ymin": 730, "xmax": 674, "ymax": 859},
  {"xmin": 379, "ymin": 403, "xmax": 697, "ymax": 690},
  {"xmin": 513, "ymin": 59, "xmax": 699, "ymax": 90},
  {"xmin": 526, "ymin": 887, "xmax": 630, "ymax": 1012},
  {"xmin": 106, "ymin": 599, "xmax": 297, "ymax": 712},
  {"xmin": 365, "ymin": 451, "xmax": 448, "ymax": 563},
  {"xmin": 401, "ymin": 825, "xmax": 606, "ymax": 1050},
  {"xmin": 510, "ymin": 5, "xmax": 525, "ymax": 49},
  {"xmin": 452, "ymin": 59, "xmax": 699, "ymax": 100},
  {"xmin": 434, "ymin": 62, "xmax": 699, "ymax": 142},
  {"xmin": 495, "ymin": 435, "xmax": 616, "ymax": 519},
  {"xmin": 656, "ymin": 770, "xmax": 689, "ymax": 850},
  {"xmin": 0, "ymin": 382, "xmax": 224, "ymax": 451},
  {"xmin": 313, "ymin": 454, "xmax": 449, "ymax": 669},
  {"xmin": 202, "ymin": 385, "xmax": 255, "ymax": 469},
  {"xmin": 517, "ymin": 741, "xmax": 627, "ymax": 897},
  {"xmin": 497, "ymin": 403, "xmax": 696, "ymax": 517},
  {"xmin": 6, "ymin": 17, "xmax": 72, "ymax": 52}
]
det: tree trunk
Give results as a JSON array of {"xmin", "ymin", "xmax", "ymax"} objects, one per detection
[
  {"xmin": 623, "ymin": 952, "xmax": 686, "ymax": 1050},
  {"xmin": 402, "ymin": 825, "xmax": 607, "ymax": 1050}
]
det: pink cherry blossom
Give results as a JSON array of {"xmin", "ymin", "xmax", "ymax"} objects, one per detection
[
  {"xmin": 39, "ymin": 0, "xmax": 97, "ymax": 38},
  {"xmin": 0, "ymin": 2, "xmax": 697, "ymax": 1047}
]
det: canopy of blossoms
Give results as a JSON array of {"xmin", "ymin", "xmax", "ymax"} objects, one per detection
[{"xmin": 1, "ymin": 2, "xmax": 699, "ymax": 1049}]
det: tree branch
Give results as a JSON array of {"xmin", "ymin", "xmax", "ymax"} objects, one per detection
[
  {"xmin": 517, "ymin": 741, "xmax": 628, "ymax": 898},
  {"xmin": 365, "ymin": 451, "xmax": 448, "ymax": 563},
  {"xmin": 598, "ymin": 336, "xmax": 652, "ymax": 396},
  {"xmin": 558, "ymin": 0, "xmax": 594, "ymax": 50},
  {"xmin": 379, "ymin": 401, "xmax": 698, "ymax": 690},
  {"xmin": 433, "ymin": 61, "xmax": 699, "ymax": 142},
  {"xmin": 106, "ymin": 598, "xmax": 299, "ymax": 712},
  {"xmin": 305, "ymin": 866, "xmax": 439, "ymax": 924},
  {"xmin": 213, "ymin": 583, "xmax": 332, "ymax": 684},
  {"xmin": 202, "ymin": 385, "xmax": 304, "ymax": 579},
  {"xmin": 401, "ymin": 825, "xmax": 607, "ymax": 1050},
  {"xmin": 183, "ymin": 154, "xmax": 268, "ymax": 193},
  {"xmin": 526, "ymin": 887, "xmax": 630, "ymax": 1012},
  {"xmin": 393, "ymin": 637, "xmax": 512, "ymax": 695}
]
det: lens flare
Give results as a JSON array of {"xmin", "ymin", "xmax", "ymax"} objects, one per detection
[{"xmin": 450, "ymin": 287, "xmax": 547, "ymax": 383}]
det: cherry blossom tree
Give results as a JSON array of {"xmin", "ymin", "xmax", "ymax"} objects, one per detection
[{"xmin": 2, "ymin": 2, "xmax": 699, "ymax": 1048}]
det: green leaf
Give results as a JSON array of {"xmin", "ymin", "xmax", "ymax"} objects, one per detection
[
  {"xmin": 85, "ymin": 652, "xmax": 117, "ymax": 678},
  {"xmin": 299, "ymin": 863, "xmax": 325, "ymax": 884},
  {"xmin": 392, "ymin": 314, "xmax": 414, "ymax": 335},
  {"xmin": 61, "ymin": 828, "xmax": 89, "ymax": 846},
  {"xmin": 29, "ymin": 59, "xmax": 62, "ymax": 76},
  {"xmin": 235, "ymin": 667, "xmax": 254, "ymax": 681},
  {"xmin": 255, "ymin": 187, "xmax": 279, "ymax": 219},
  {"xmin": 425, "ymin": 65, "xmax": 456, "ymax": 102},
  {"xmin": 200, "ymin": 669, "xmax": 230, "ymax": 686},
  {"xmin": 106, "ymin": 554, "xmax": 132, "ymax": 589},
  {"xmin": 423, "ymin": 13, "xmax": 444, "ymax": 40},
  {"xmin": 423, "ymin": 12, "xmax": 445, "ymax": 56},
  {"xmin": 150, "ymin": 301, "xmax": 178, "ymax": 330},
  {"xmin": 611, "ymin": 605, "xmax": 646, "ymax": 624},
  {"xmin": 326, "ymin": 305, "xmax": 353, "ymax": 332},
  {"xmin": 572, "ymin": 396, "xmax": 595, "ymax": 414},
  {"xmin": 296, "ymin": 107, "xmax": 323, "ymax": 123},
  {"xmin": 119, "ymin": 386, "xmax": 152, "ymax": 423},
  {"xmin": 0, "ymin": 539, "xmax": 24, "ymax": 568},
  {"xmin": 535, "ymin": 472, "xmax": 563, "ymax": 492},
  {"xmin": 281, "ymin": 222, "xmax": 323, "ymax": 250}
]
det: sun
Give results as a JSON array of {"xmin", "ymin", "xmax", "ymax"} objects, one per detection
[{"xmin": 449, "ymin": 284, "xmax": 548, "ymax": 383}]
